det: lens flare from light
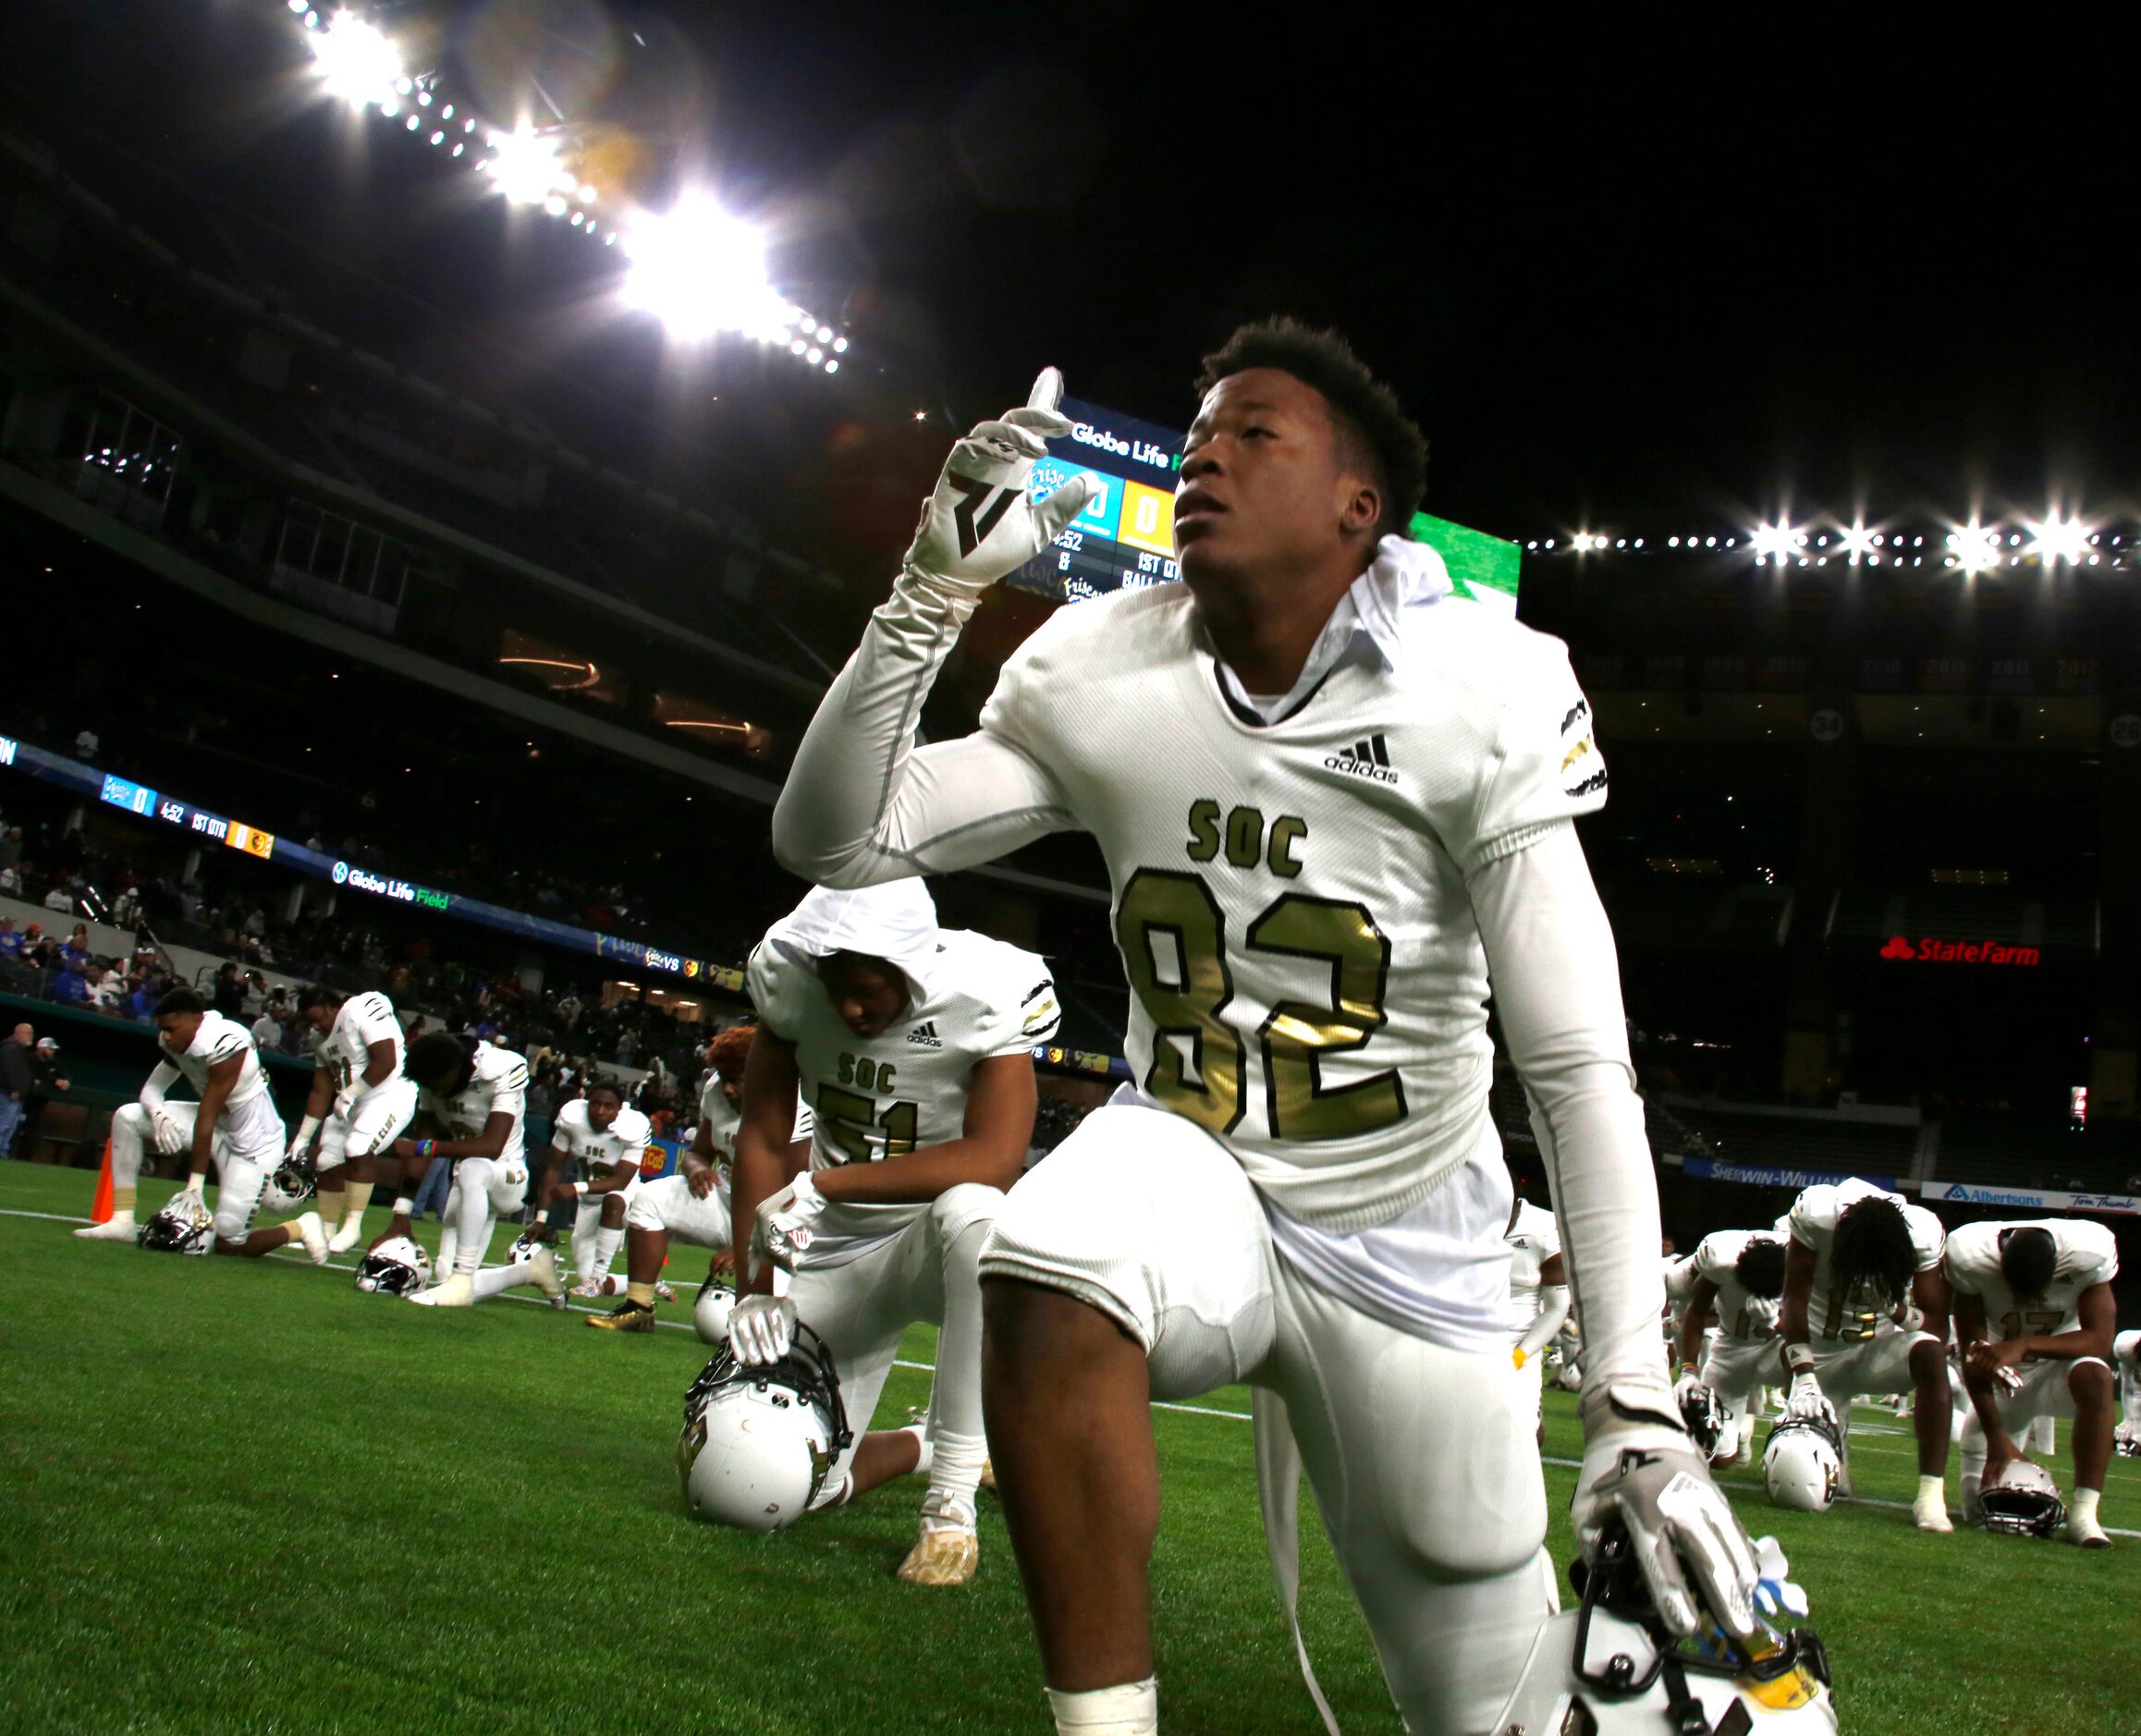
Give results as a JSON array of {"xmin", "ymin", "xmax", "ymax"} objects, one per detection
[
  {"xmin": 1750, "ymin": 522, "xmax": 1800, "ymax": 565},
  {"xmin": 2026, "ymin": 515, "xmax": 2089, "ymax": 566},
  {"xmin": 621, "ymin": 194, "xmax": 786, "ymax": 344},
  {"xmin": 1946, "ymin": 520, "xmax": 2000, "ymax": 573},
  {"xmin": 309, "ymin": 11, "xmax": 402, "ymax": 108},
  {"xmin": 483, "ymin": 127, "xmax": 572, "ymax": 206}
]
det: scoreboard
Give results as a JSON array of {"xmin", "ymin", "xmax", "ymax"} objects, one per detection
[
  {"xmin": 1011, "ymin": 397, "xmax": 1186, "ymax": 603},
  {"xmin": 1011, "ymin": 396, "xmax": 1523, "ymax": 615}
]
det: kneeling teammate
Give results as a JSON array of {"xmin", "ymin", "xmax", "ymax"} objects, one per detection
[
  {"xmin": 1506, "ymin": 1192, "xmax": 1568, "ymax": 1443},
  {"xmin": 727, "ymin": 881, "xmax": 1055, "ymax": 1586},
  {"xmin": 290, "ymin": 985, "xmax": 418, "ymax": 1253},
  {"xmin": 76, "ymin": 987, "xmax": 324, "ymax": 1263},
  {"xmin": 1674, "ymin": 1229, "xmax": 1786, "ymax": 1465},
  {"xmin": 593, "ymin": 1022, "xmax": 812, "ymax": 1337},
  {"xmin": 1777, "ymin": 1175, "xmax": 1954, "ymax": 1530},
  {"xmin": 1946, "ymin": 1216, "xmax": 2120, "ymax": 1547},
  {"xmin": 374, "ymin": 1033, "xmax": 547, "ymax": 1308},
  {"xmin": 529, "ymin": 1078, "xmax": 652, "ymax": 1298}
]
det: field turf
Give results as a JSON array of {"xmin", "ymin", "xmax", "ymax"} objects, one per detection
[{"xmin": 4, "ymin": 1162, "xmax": 2136, "ymax": 1733}]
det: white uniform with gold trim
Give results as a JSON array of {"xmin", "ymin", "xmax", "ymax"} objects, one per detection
[
  {"xmin": 422, "ymin": 1045, "xmax": 531, "ymax": 1228},
  {"xmin": 313, "ymin": 991, "xmax": 418, "ymax": 1168},
  {"xmin": 1788, "ymin": 1177, "xmax": 1945, "ymax": 1403},
  {"xmin": 774, "ymin": 530, "xmax": 1669, "ymax": 1728},
  {"xmin": 1690, "ymin": 1230, "xmax": 1785, "ymax": 1423},
  {"xmin": 554, "ymin": 1097, "xmax": 654, "ymax": 1198},
  {"xmin": 135, "ymin": 1011, "xmax": 288, "ymax": 1241},
  {"xmin": 627, "ymin": 1083, "xmax": 814, "ymax": 1250},
  {"xmin": 747, "ymin": 924, "xmax": 1058, "ymax": 1496},
  {"xmin": 1946, "ymin": 1218, "xmax": 2119, "ymax": 1432}
]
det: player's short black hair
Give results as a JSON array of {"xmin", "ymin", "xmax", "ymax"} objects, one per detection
[
  {"xmin": 405, "ymin": 1031, "xmax": 471, "ymax": 1088},
  {"xmin": 1735, "ymin": 1238, "xmax": 1788, "ymax": 1300},
  {"xmin": 1832, "ymin": 1197, "xmax": 1917, "ymax": 1305},
  {"xmin": 154, "ymin": 986, "xmax": 205, "ymax": 1019},
  {"xmin": 298, "ymin": 984, "xmax": 341, "ymax": 1013},
  {"xmin": 2000, "ymin": 1226, "xmax": 2059, "ymax": 1298},
  {"xmin": 585, "ymin": 1075, "xmax": 621, "ymax": 1101},
  {"xmin": 1194, "ymin": 318, "xmax": 1427, "ymax": 543}
]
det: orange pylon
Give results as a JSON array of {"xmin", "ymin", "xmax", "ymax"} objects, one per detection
[{"xmin": 90, "ymin": 1137, "xmax": 115, "ymax": 1224}]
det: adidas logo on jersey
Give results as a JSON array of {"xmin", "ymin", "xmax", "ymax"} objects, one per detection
[
  {"xmin": 906, "ymin": 1021, "xmax": 944, "ymax": 1047},
  {"xmin": 1325, "ymin": 733, "xmax": 1399, "ymax": 785}
]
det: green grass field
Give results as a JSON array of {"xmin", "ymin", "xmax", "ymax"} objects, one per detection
[{"xmin": 3, "ymin": 1161, "xmax": 2135, "ymax": 1734}]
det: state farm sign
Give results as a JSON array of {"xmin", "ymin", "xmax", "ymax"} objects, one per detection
[{"xmin": 1878, "ymin": 935, "xmax": 2039, "ymax": 967}]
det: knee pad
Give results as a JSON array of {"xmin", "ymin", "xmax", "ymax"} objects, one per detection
[{"xmin": 626, "ymin": 1188, "xmax": 664, "ymax": 1233}]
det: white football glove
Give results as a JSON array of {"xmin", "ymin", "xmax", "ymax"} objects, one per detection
[
  {"xmin": 149, "ymin": 1106, "xmax": 186, "ymax": 1155},
  {"xmin": 1784, "ymin": 1372, "xmax": 1838, "ymax": 1426},
  {"xmin": 902, "ymin": 369, "xmax": 1095, "ymax": 596},
  {"xmin": 750, "ymin": 1171, "xmax": 828, "ymax": 1280},
  {"xmin": 728, "ymin": 1294, "xmax": 799, "ymax": 1366},
  {"xmin": 1671, "ymin": 1365, "xmax": 1707, "ymax": 1407},
  {"xmin": 1573, "ymin": 1385, "xmax": 1763, "ymax": 1644}
]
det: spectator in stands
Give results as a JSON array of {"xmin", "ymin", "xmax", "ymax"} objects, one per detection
[
  {"xmin": 0, "ymin": 862, "xmax": 19, "ymax": 896},
  {"xmin": 0, "ymin": 1023, "xmax": 32, "ymax": 1157},
  {"xmin": 250, "ymin": 1003, "xmax": 282, "ymax": 1049},
  {"xmin": 63, "ymin": 923, "xmax": 92, "ymax": 964},
  {"xmin": 50, "ymin": 957, "xmax": 92, "ymax": 1007},
  {"xmin": 0, "ymin": 920, "xmax": 20, "ymax": 961},
  {"xmin": 42, "ymin": 883, "xmax": 73, "ymax": 914},
  {"xmin": 125, "ymin": 976, "xmax": 160, "ymax": 1022},
  {"xmin": 73, "ymin": 726, "xmax": 99, "ymax": 761},
  {"xmin": 211, "ymin": 961, "xmax": 246, "ymax": 1020},
  {"xmin": 21, "ymin": 1037, "xmax": 70, "ymax": 1158},
  {"xmin": 91, "ymin": 966, "xmax": 125, "ymax": 1011}
]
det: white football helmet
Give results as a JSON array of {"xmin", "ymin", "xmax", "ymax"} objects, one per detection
[
  {"xmin": 2115, "ymin": 1422, "xmax": 2140, "ymax": 1461},
  {"xmin": 506, "ymin": 1229, "xmax": 546, "ymax": 1265},
  {"xmin": 1764, "ymin": 1414, "xmax": 1845, "ymax": 1513},
  {"xmin": 1678, "ymin": 1381, "xmax": 1725, "ymax": 1457},
  {"xmin": 353, "ymin": 1236, "xmax": 433, "ymax": 1296},
  {"xmin": 694, "ymin": 1279, "xmax": 735, "ymax": 1347},
  {"xmin": 1979, "ymin": 1460, "xmax": 2066, "ymax": 1539},
  {"xmin": 677, "ymin": 1323, "xmax": 851, "ymax": 1532},
  {"xmin": 1491, "ymin": 1522, "xmax": 1837, "ymax": 1733},
  {"xmin": 259, "ymin": 1156, "xmax": 315, "ymax": 1218},
  {"xmin": 137, "ymin": 1193, "xmax": 214, "ymax": 1255}
]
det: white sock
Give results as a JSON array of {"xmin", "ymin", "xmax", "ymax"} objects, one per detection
[
  {"xmin": 590, "ymin": 1225, "xmax": 624, "ymax": 1286},
  {"xmin": 903, "ymin": 1423, "xmax": 935, "ymax": 1480},
  {"xmin": 452, "ymin": 1186, "xmax": 489, "ymax": 1277},
  {"xmin": 2071, "ymin": 1486, "xmax": 2101, "ymax": 1526},
  {"xmin": 1046, "ymin": 1680, "xmax": 1157, "ymax": 1736},
  {"xmin": 470, "ymin": 1263, "xmax": 530, "ymax": 1302},
  {"xmin": 572, "ymin": 1208, "xmax": 599, "ymax": 1283},
  {"xmin": 1916, "ymin": 1473, "xmax": 1946, "ymax": 1508},
  {"xmin": 926, "ymin": 1428, "xmax": 986, "ymax": 1522}
]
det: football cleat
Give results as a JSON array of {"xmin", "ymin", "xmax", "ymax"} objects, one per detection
[
  {"xmin": 1913, "ymin": 1486, "xmax": 1954, "ymax": 1534},
  {"xmin": 897, "ymin": 1523, "xmax": 980, "ymax": 1587},
  {"xmin": 409, "ymin": 1273, "xmax": 474, "ymax": 1308},
  {"xmin": 678, "ymin": 1324, "xmax": 852, "ymax": 1532},
  {"xmin": 1763, "ymin": 1413, "xmax": 1845, "ymax": 1513},
  {"xmin": 588, "ymin": 1301, "xmax": 656, "ymax": 1333},
  {"xmin": 293, "ymin": 1211, "xmax": 328, "ymax": 1266},
  {"xmin": 325, "ymin": 1217, "xmax": 368, "ymax": 1256},
  {"xmin": 74, "ymin": 1213, "xmax": 138, "ymax": 1241},
  {"xmin": 654, "ymin": 1278, "xmax": 676, "ymax": 1302},
  {"xmin": 1979, "ymin": 1461, "xmax": 2064, "ymax": 1539},
  {"xmin": 570, "ymin": 1278, "xmax": 619, "ymax": 1301},
  {"xmin": 137, "ymin": 1194, "xmax": 215, "ymax": 1255},
  {"xmin": 2067, "ymin": 1510, "xmax": 2110, "ymax": 1550}
]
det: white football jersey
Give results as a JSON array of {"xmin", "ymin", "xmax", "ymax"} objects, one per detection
[
  {"xmin": 748, "ymin": 925, "xmax": 1056, "ymax": 1253},
  {"xmin": 697, "ymin": 1076, "xmax": 815, "ymax": 1197},
  {"xmin": 1788, "ymin": 1178, "xmax": 1945, "ymax": 1340},
  {"xmin": 1692, "ymin": 1229, "xmax": 1784, "ymax": 1343},
  {"xmin": 159, "ymin": 1009, "xmax": 268, "ymax": 1108},
  {"xmin": 1507, "ymin": 1199, "xmax": 1561, "ymax": 1324},
  {"xmin": 313, "ymin": 990, "xmax": 404, "ymax": 1094},
  {"xmin": 416, "ymin": 1044, "xmax": 529, "ymax": 1164},
  {"xmin": 980, "ymin": 581, "xmax": 1605, "ymax": 1232},
  {"xmin": 552, "ymin": 1096, "xmax": 653, "ymax": 1174},
  {"xmin": 1944, "ymin": 1218, "xmax": 2118, "ymax": 1346}
]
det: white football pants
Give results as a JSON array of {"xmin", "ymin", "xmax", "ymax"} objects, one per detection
[
  {"xmin": 627, "ymin": 1171, "xmax": 733, "ymax": 1250},
  {"xmin": 441, "ymin": 1156, "xmax": 530, "ymax": 1277},
  {"xmin": 982, "ymin": 1101, "xmax": 1554, "ymax": 1736},
  {"xmin": 315, "ymin": 1078, "xmax": 419, "ymax": 1171},
  {"xmin": 790, "ymin": 1187, "xmax": 1001, "ymax": 1511},
  {"xmin": 111, "ymin": 1096, "xmax": 288, "ymax": 1242}
]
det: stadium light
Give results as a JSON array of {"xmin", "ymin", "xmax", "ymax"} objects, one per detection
[
  {"xmin": 2026, "ymin": 514, "xmax": 2089, "ymax": 566},
  {"xmin": 481, "ymin": 126, "xmax": 572, "ymax": 207},
  {"xmin": 1945, "ymin": 520, "xmax": 2000, "ymax": 572},
  {"xmin": 308, "ymin": 10, "xmax": 403, "ymax": 109},
  {"xmin": 1750, "ymin": 521, "xmax": 1800, "ymax": 565},
  {"xmin": 620, "ymin": 193, "xmax": 787, "ymax": 344},
  {"xmin": 1839, "ymin": 522, "xmax": 1878, "ymax": 564}
]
